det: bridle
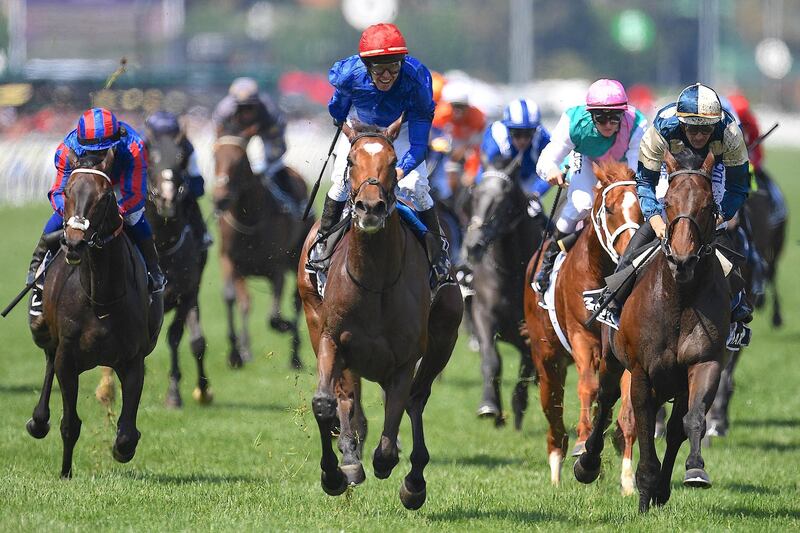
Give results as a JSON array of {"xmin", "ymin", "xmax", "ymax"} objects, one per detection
[
  {"xmin": 591, "ymin": 180, "xmax": 640, "ymax": 264},
  {"xmin": 662, "ymin": 168, "xmax": 716, "ymax": 264},
  {"xmin": 65, "ymin": 169, "xmax": 123, "ymax": 249},
  {"xmin": 347, "ymin": 132, "xmax": 398, "ymax": 228},
  {"xmin": 466, "ymin": 170, "xmax": 528, "ymax": 250}
]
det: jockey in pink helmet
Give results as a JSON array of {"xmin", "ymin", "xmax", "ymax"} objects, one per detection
[{"xmin": 533, "ymin": 79, "xmax": 648, "ymax": 294}]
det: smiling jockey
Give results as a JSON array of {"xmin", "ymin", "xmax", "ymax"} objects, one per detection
[
  {"xmin": 533, "ymin": 79, "xmax": 648, "ymax": 293},
  {"xmin": 26, "ymin": 108, "xmax": 165, "ymax": 316},
  {"xmin": 601, "ymin": 83, "xmax": 753, "ymax": 343},
  {"xmin": 306, "ymin": 23, "xmax": 452, "ymax": 287}
]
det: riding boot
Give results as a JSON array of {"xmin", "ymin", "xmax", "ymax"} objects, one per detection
[
  {"xmin": 27, "ymin": 230, "xmax": 61, "ymax": 316},
  {"xmin": 138, "ymin": 236, "xmax": 166, "ymax": 293},
  {"xmin": 306, "ymin": 196, "xmax": 346, "ymax": 271},
  {"xmin": 184, "ymin": 195, "xmax": 212, "ymax": 250},
  {"xmin": 533, "ymin": 230, "xmax": 569, "ymax": 294},
  {"xmin": 419, "ymin": 207, "xmax": 454, "ymax": 289}
]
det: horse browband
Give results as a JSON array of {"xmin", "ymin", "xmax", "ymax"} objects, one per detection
[{"xmin": 667, "ymin": 169, "xmax": 710, "ymax": 182}]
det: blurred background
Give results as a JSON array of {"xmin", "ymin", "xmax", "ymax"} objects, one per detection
[{"xmin": 0, "ymin": 0, "xmax": 797, "ymax": 204}]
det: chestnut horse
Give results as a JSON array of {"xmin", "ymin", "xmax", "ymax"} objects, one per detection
[
  {"xmin": 297, "ymin": 121, "xmax": 463, "ymax": 510},
  {"xmin": 28, "ymin": 149, "xmax": 163, "ymax": 477},
  {"xmin": 575, "ymin": 150, "xmax": 728, "ymax": 512},
  {"xmin": 213, "ymin": 135, "xmax": 312, "ymax": 368},
  {"xmin": 523, "ymin": 160, "xmax": 641, "ymax": 492}
]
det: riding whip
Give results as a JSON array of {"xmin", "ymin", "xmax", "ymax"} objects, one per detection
[
  {"xmin": 747, "ymin": 122, "xmax": 779, "ymax": 152},
  {"xmin": 2, "ymin": 248, "xmax": 63, "ymax": 318},
  {"xmin": 527, "ymin": 165, "xmax": 569, "ymax": 287},
  {"xmin": 303, "ymin": 122, "xmax": 344, "ymax": 221}
]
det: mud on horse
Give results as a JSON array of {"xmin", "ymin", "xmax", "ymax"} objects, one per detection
[
  {"xmin": 297, "ymin": 119, "xmax": 463, "ymax": 510},
  {"xmin": 28, "ymin": 148, "xmax": 163, "ymax": 478},
  {"xmin": 523, "ymin": 160, "xmax": 642, "ymax": 493},
  {"xmin": 575, "ymin": 150, "xmax": 729, "ymax": 512}
]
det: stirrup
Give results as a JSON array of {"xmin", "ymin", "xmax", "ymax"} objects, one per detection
[{"xmin": 726, "ymin": 322, "xmax": 751, "ymax": 351}]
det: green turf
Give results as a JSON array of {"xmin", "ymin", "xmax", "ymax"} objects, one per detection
[{"xmin": 1, "ymin": 150, "xmax": 798, "ymax": 531}]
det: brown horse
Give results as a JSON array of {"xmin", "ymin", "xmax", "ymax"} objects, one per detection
[
  {"xmin": 213, "ymin": 135, "xmax": 312, "ymax": 368},
  {"xmin": 297, "ymin": 120, "xmax": 463, "ymax": 510},
  {"xmin": 575, "ymin": 150, "xmax": 728, "ymax": 513},
  {"xmin": 27, "ymin": 149, "xmax": 163, "ymax": 477},
  {"xmin": 523, "ymin": 160, "xmax": 641, "ymax": 492}
]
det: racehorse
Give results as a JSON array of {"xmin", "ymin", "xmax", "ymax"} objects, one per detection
[
  {"xmin": 297, "ymin": 119, "xmax": 463, "ymax": 510},
  {"xmin": 27, "ymin": 149, "xmax": 163, "ymax": 477},
  {"xmin": 574, "ymin": 150, "xmax": 728, "ymax": 512},
  {"xmin": 213, "ymin": 132, "xmax": 312, "ymax": 368},
  {"xmin": 523, "ymin": 160, "xmax": 641, "ymax": 493},
  {"xmin": 145, "ymin": 131, "xmax": 210, "ymax": 406},
  {"xmin": 463, "ymin": 168, "xmax": 545, "ymax": 428}
]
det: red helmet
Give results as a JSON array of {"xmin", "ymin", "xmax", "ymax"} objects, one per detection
[{"xmin": 358, "ymin": 23, "xmax": 408, "ymax": 59}]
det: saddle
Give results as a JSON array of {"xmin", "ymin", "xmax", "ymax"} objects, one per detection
[{"xmin": 263, "ymin": 167, "xmax": 306, "ymax": 219}]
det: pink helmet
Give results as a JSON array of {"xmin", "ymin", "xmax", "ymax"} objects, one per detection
[{"xmin": 585, "ymin": 79, "xmax": 628, "ymax": 111}]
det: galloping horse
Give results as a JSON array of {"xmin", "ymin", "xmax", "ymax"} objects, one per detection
[
  {"xmin": 213, "ymin": 133, "xmax": 312, "ymax": 368},
  {"xmin": 523, "ymin": 160, "xmax": 641, "ymax": 492},
  {"xmin": 146, "ymin": 131, "xmax": 210, "ymax": 406},
  {"xmin": 463, "ymin": 169, "xmax": 545, "ymax": 428},
  {"xmin": 297, "ymin": 120, "xmax": 463, "ymax": 510},
  {"xmin": 27, "ymin": 149, "xmax": 163, "ymax": 477},
  {"xmin": 575, "ymin": 150, "xmax": 728, "ymax": 512}
]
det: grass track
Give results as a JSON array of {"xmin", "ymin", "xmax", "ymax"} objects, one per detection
[{"xmin": 0, "ymin": 149, "xmax": 798, "ymax": 531}]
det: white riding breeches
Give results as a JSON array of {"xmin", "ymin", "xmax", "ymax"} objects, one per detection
[
  {"xmin": 328, "ymin": 122, "xmax": 433, "ymax": 211},
  {"xmin": 555, "ymin": 153, "xmax": 598, "ymax": 234}
]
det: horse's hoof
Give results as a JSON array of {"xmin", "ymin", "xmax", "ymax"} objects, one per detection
[
  {"xmin": 512, "ymin": 411, "xmax": 523, "ymax": 431},
  {"xmin": 165, "ymin": 391, "xmax": 182, "ymax": 409},
  {"xmin": 26, "ymin": 418, "xmax": 50, "ymax": 439},
  {"xmin": 571, "ymin": 441, "xmax": 586, "ymax": 457},
  {"xmin": 399, "ymin": 478, "xmax": 427, "ymax": 510},
  {"xmin": 112, "ymin": 444, "xmax": 137, "ymax": 464},
  {"xmin": 772, "ymin": 313, "xmax": 783, "ymax": 328},
  {"xmin": 269, "ymin": 316, "xmax": 293, "ymax": 333},
  {"xmin": 341, "ymin": 463, "xmax": 366, "ymax": 486},
  {"xmin": 60, "ymin": 469, "xmax": 73, "ymax": 480},
  {"xmin": 228, "ymin": 351, "xmax": 243, "ymax": 369},
  {"xmin": 683, "ymin": 468, "xmax": 712, "ymax": 488},
  {"xmin": 476, "ymin": 403, "xmax": 499, "ymax": 418},
  {"xmin": 321, "ymin": 469, "xmax": 348, "ymax": 496},
  {"xmin": 290, "ymin": 356, "xmax": 303, "ymax": 371},
  {"xmin": 573, "ymin": 455, "xmax": 601, "ymax": 484},
  {"xmin": 192, "ymin": 386, "xmax": 214, "ymax": 405},
  {"xmin": 112, "ymin": 431, "xmax": 140, "ymax": 464}
]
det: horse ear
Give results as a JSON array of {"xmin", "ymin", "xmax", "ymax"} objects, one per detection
[
  {"xmin": 592, "ymin": 161, "xmax": 609, "ymax": 187},
  {"xmin": 342, "ymin": 122, "xmax": 356, "ymax": 143},
  {"xmin": 385, "ymin": 114, "xmax": 404, "ymax": 141},
  {"xmin": 663, "ymin": 149, "xmax": 678, "ymax": 174},
  {"xmin": 100, "ymin": 147, "xmax": 115, "ymax": 172},
  {"xmin": 701, "ymin": 150, "xmax": 715, "ymax": 176},
  {"xmin": 66, "ymin": 147, "xmax": 80, "ymax": 169}
]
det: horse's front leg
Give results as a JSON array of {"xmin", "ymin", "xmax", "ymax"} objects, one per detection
[
  {"xmin": 630, "ymin": 367, "xmax": 660, "ymax": 513},
  {"xmin": 683, "ymin": 359, "xmax": 722, "ymax": 488},
  {"xmin": 475, "ymin": 312, "xmax": 503, "ymax": 425},
  {"xmin": 186, "ymin": 304, "xmax": 212, "ymax": 404},
  {"xmin": 54, "ymin": 349, "xmax": 81, "ymax": 479},
  {"xmin": 112, "ymin": 355, "xmax": 145, "ymax": 464},
  {"xmin": 311, "ymin": 334, "xmax": 347, "ymax": 496},
  {"xmin": 654, "ymin": 394, "xmax": 688, "ymax": 506},
  {"xmin": 289, "ymin": 290, "xmax": 303, "ymax": 370},
  {"xmin": 706, "ymin": 349, "xmax": 737, "ymax": 437},
  {"xmin": 233, "ymin": 274, "xmax": 252, "ymax": 363},
  {"xmin": 220, "ymin": 256, "xmax": 242, "ymax": 368},
  {"xmin": 373, "ymin": 362, "xmax": 414, "ymax": 479},
  {"xmin": 572, "ymin": 335, "xmax": 601, "ymax": 456},
  {"xmin": 510, "ymin": 336, "xmax": 535, "ymax": 431},
  {"xmin": 165, "ymin": 299, "xmax": 191, "ymax": 408},
  {"xmin": 267, "ymin": 272, "xmax": 291, "ymax": 334},
  {"xmin": 616, "ymin": 370, "xmax": 637, "ymax": 496},
  {"xmin": 27, "ymin": 349, "xmax": 55, "ymax": 439},
  {"xmin": 336, "ymin": 370, "xmax": 366, "ymax": 486}
]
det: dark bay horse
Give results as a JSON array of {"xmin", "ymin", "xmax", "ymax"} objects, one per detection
[
  {"xmin": 28, "ymin": 149, "xmax": 163, "ymax": 477},
  {"xmin": 146, "ymin": 131, "xmax": 210, "ymax": 406},
  {"xmin": 575, "ymin": 150, "xmax": 728, "ymax": 512},
  {"xmin": 297, "ymin": 120, "xmax": 463, "ymax": 510},
  {"xmin": 523, "ymin": 160, "xmax": 641, "ymax": 492},
  {"xmin": 463, "ymin": 169, "xmax": 545, "ymax": 428},
  {"xmin": 213, "ymin": 135, "xmax": 313, "ymax": 368}
]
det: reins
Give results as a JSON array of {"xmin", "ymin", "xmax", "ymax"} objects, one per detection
[{"xmin": 591, "ymin": 180, "xmax": 640, "ymax": 264}]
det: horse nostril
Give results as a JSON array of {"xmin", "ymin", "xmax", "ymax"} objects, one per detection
[
  {"xmin": 374, "ymin": 201, "xmax": 387, "ymax": 216},
  {"xmin": 355, "ymin": 200, "xmax": 366, "ymax": 213}
]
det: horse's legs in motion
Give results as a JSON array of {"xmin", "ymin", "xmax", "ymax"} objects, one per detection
[
  {"xmin": 630, "ymin": 367, "xmax": 660, "ymax": 513},
  {"xmin": 475, "ymin": 314, "xmax": 503, "ymax": 425},
  {"xmin": 373, "ymin": 364, "xmax": 414, "ymax": 479},
  {"xmin": 165, "ymin": 299, "xmax": 192, "ymax": 408},
  {"xmin": 311, "ymin": 335, "xmax": 347, "ymax": 496},
  {"xmin": 112, "ymin": 356, "xmax": 145, "ymax": 464},
  {"xmin": 336, "ymin": 370, "xmax": 366, "ymax": 486},
  {"xmin": 707, "ymin": 350, "xmax": 738, "ymax": 437},
  {"xmin": 654, "ymin": 394, "xmax": 688, "ymax": 506},
  {"xmin": 571, "ymin": 337, "xmax": 600, "ymax": 457},
  {"xmin": 55, "ymin": 351, "xmax": 81, "ymax": 479},
  {"xmin": 510, "ymin": 336, "xmax": 535, "ymax": 431},
  {"xmin": 535, "ymin": 348, "xmax": 568, "ymax": 485},
  {"xmin": 289, "ymin": 290, "xmax": 303, "ymax": 370},
  {"xmin": 682, "ymin": 360, "xmax": 722, "ymax": 488},
  {"xmin": 221, "ymin": 257, "xmax": 242, "ymax": 368},
  {"xmin": 27, "ymin": 349, "xmax": 55, "ymax": 439},
  {"xmin": 233, "ymin": 275, "xmax": 252, "ymax": 363},
  {"xmin": 616, "ymin": 371, "xmax": 637, "ymax": 496},
  {"xmin": 186, "ymin": 303, "xmax": 212, "ymax": 404}
]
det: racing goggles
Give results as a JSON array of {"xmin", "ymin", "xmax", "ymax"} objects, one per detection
[
  {"xmin": 684, "ymin": 124, "xmax": 715, "ymax": 135},
  {"xmin": 590, "ymin": 110, "xmax": 623, "ymax": 125},
  {"xmin": 510, "ymin": 128, "xmax": 536, "ymax": 139},
  {"xmin": 367, "ymin": 61, "xmax": 402, "ymax": 77}
]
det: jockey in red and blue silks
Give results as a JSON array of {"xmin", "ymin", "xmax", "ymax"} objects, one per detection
[
  {"xmin": 27, "ymin": 108, "xmax": 165, "ymax": 315},
  {"xmin": 307, "ymin": 22, "xmax": 453, "ymax": 287}
]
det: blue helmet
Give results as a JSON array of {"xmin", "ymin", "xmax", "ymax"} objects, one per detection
[
  {"xmin": 76, "ymin": 107, "xmax": 121, "ymax": 151},
  {"xmin": 676, "ymin": 83, "xmax": 723, "ymax": 126},
  {"xmin": 145, "ymin": 110, "xmax": 180, "ymax": 136},
  {"xmin": 502, "ymin": 99, "xmax": 541, "ymax": 130}
]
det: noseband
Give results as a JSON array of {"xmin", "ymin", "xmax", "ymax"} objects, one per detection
[
  {"xmin": 591, "ymin": 180, "xmax": 640, "ymax": 264},
  {"xmin": 662, "ymin": 168, "xmax": 716, "ymax": 264}
]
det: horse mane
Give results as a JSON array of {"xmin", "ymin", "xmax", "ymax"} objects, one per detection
[
  {"xmin": 596, "ymin": 160, "xmax": 634, "ymax": 182},
  {"xmin": 672, "ymin": 148, "xmax": 705, "ymax": 171},
  {"xmin": 76, "ymin": 152, "xmax": 106, "ymax": 169}
]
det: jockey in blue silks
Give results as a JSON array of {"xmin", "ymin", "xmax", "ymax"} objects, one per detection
[
  {"xmin": 307, "ymin": 22, "xmax": 452, "ymax": 287},
  {"xmin": 27, "ymin": 107, "xmax": 165, "ymax": 316},
  {"xmin": 601, "ymin": 83, "xmax": 753, "ymax": 347}
]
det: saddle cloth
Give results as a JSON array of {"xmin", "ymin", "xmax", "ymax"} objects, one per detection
[{"xmin": 537, "ymin": 252, "xmax": 572, "ymax": 355}]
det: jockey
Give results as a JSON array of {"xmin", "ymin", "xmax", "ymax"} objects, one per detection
[
  {"xmin": 727, "ymin": 92, "xmax": 763, "ymax": 172},
  {"xmin": 429, "ymin": 84, "xmax": 486, "ymax": 201},
  {"xmin": 27, "ymin": 107, "xmax": 165, "ymax": 315},
  {"xmin": 144, "ymin": 110, "xmax": 212, "ymax": 249},
  {"xmin": 307, "ymin": 22, "xmax": 452, "ymax": 287},
  {"xmin": 533, "ymin": 79, "xmax": 648, "ymax": 293},
  {"xmin": 603, "ymin": 83, "xmax": 752, "ymax": 331},
  {"xmin": 479, "ymin": 98, "xmax": 550, "ymax": 197}
]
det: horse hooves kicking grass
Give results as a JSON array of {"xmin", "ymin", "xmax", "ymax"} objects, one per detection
[
  {"xmin": 321, "ymin": 469, "xmax": 349, "ymax": 496},
  {"xmin": 399, "ymin": 478, "xmax": 427, "ymax": 511},
  {"xmin": 26, "ymin": 418, "xmax": 50, "ymax": 439},
  {"xmin": 341, "ymin": 463, "xmax": 366, "ymax": 486},
  {"xmin": 574, "ymin": 454, "xmax": 602, "ymax": 484},
  {"xmin": 683, "ymin": 468, "xmax": 712, "ymax": 488}
]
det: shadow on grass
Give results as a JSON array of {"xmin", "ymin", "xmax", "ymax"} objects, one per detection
[
  {"xmin": 122, "ymin": 471, "xmax": 257, "ymax": 485},
  {"xmin": 430, "ymin": 453, "xmax": 527, "ymax": 468},
  {"xmin": 734, "ymin": 418, "xmax": 800, "ymax": 429},
  {"xmin": 711, "ymin": 505, "xmax": 800, "ymax": 520},
  {"xmin": 724, "ymin": 482, "xmax": 783, "ymax": 496},
  {"xmin": 426, "ymin": 506, "xmax": 563, "ymax": 523},
  {"xmin": 207, "ymin": 401, "xmax": 289, "ymax": 413},
  {"xmin": 735, "ymin": 439, "xmax": 800, "ymax": 453},
  {"xmin": 0, "ymin": 383, "xmax": 40, "ymax": 394}
]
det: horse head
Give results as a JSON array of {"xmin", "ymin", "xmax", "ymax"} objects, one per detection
[
  {"xmin": 344, "ymin": 117, "xmax": 402, "ymax": 234},
  {"xmin": 213, "ymin": 135, "xmax": 252, "ymax": 212},
  {"xmin": 590, "ymin": 161, "xmax": 642, "ymax": 262},
  {"xmin": 147, "ymin": 131, "xmax": 189, "ymax": 219},
  {"xmin": 662, "ymin": 149, "xmax": 717, "ymax": 283},
  {"xmin": 464, "ymin": 168, "xmax": 526, "ymax": 263},
  {"xmin": 62, "ymin": 148, "xmax": 123, "ymax": 265}
]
